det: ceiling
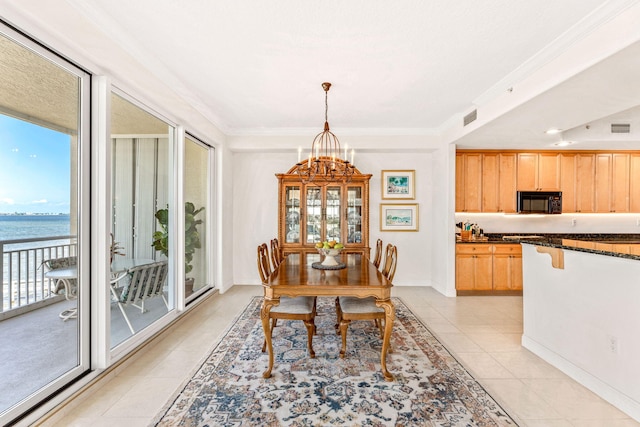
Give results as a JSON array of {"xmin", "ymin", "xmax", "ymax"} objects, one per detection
[{"xmin": 3, "ymin": 0, "xmax": 640, "ymax": 149}]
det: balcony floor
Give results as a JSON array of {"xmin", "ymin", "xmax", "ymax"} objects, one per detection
[{"xmin": 0, "ymin": 296, "xmax": 168, "ymax": 414}]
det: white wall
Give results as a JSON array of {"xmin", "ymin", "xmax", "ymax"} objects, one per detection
[
  {"xmin": 521, "ymin": 244, "xmax": 640, "ymax": 421},
  {"xmin": 454, "ymin": 212, "xmax": 640, "ymax": 234},
  {"xmin": 232, "ymin": 149, "xmax": 436, "ymax": 287}
]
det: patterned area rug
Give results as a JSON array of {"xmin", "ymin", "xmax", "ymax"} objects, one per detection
[{"xmin": 152, "ymin": 297, "xmax": 517, "ymax": 426}]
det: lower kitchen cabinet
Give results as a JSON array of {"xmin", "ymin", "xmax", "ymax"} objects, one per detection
[
  {"xmin": 456, "ymin": 243, "xmax": 523, "ymax": 295},
  {"xmin": 492, "ymin": 245, "xmax": 523, "ymax": 291}
]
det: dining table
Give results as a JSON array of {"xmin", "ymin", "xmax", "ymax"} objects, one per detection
[
  {"xmin": 262, "ymin": 251, "xmax": 395, "ymax": 381},
  {"xmin": 45, "ymin": 266, "xmax": 78, "ymax": 320}
]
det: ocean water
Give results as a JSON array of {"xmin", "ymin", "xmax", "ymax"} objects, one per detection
[{"xmin": 0, "ymin": 215, "xmax": 72, "ymax": 242}]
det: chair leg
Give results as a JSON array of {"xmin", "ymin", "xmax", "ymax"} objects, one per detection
[
  {"xmin": 377, "ymin": 318, "xmax": 393, "ymax": 353},
  {"xmin": 262, "ymin": 318, "xmax": 276, "ymax": 353},
  {"xmin": 303, "ymin": 319, "xmax": 315, "ymax": 358},
  {"xmin": 339, "ymin": 319, "xmax": 350, "ymax": 358},
  {"xmin": 334, "ymin": 297, "xmax": 343, "ymax": 334},
  {"xmin": 118, "ymin": 302, "xmax": 135, "ymax": 334}
]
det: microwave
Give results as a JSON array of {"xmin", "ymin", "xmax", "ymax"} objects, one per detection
[{"xmin": 517, "ymin": 191, "xmax": 562, "ymax": 214}]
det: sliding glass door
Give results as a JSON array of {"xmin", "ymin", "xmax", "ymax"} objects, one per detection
[
  {"xmin": 0, "ymin": 26, "xmax": 90, "ymax": 423},
  {"xmin": 110, "ymin": 92, "xmax": 175, "ymax": 348},
  {"xmin": 184, "ymin": 135, "xmax": 213, "ymax": 300}
]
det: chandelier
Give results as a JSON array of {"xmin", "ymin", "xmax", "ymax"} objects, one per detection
[{"xmin": 295, "ymin": 82, "xmax": 355, "ymax": 185}]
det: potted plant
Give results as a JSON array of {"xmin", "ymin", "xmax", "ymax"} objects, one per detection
[{"xmin": 152, "ymin": 202, "xmax": 204, "ymax": 295}]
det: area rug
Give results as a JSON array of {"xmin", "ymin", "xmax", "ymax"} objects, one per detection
[{"xmin": 151, "ymin": 297, "xmax": 517, "ymax": 426}]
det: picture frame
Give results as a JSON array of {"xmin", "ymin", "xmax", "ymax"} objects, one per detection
[
  {"xmin": 381, "ymin": 170, "xmax": 415, "ymax": 199},
  {"xmin": 380, "ymin": 203, "xmax": 419, "ymax": 232}
]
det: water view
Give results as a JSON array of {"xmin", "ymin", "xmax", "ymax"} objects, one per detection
[{"xmin": 0, "ymin": 215, "xmax": 71, "ymax": 241}]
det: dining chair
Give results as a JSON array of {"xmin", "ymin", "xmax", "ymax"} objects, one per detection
[
  {"xmin": 270, "ymin": 238, "xmax": 284, "ymax": 269},
  {"xmin": 335, "ymin": 244, "xmax": 397, "ymax": 358},
  {"xmin": 371, "ymin": 238, "xmax": 383, "ymax": 269},
  {"xmin": 258, "ymin": 243, "xmax": 317, "ymax": 358},
  {"xmin": 381, "ymin": 243, "xmax": 398, "ymax": 281}
]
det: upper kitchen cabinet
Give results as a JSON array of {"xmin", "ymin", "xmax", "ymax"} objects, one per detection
[
  {"xmin": 456, "ymin": 153, "xmax": 482, "ymax": 212},
  {"xmin": 481, "ymin": 153, "xmax": 517, "ymax": 213},
  {"xmin": 595, "ymin": 153, "xmax": 630, "ymax": 213},
  {"xmin": 575, "ymin": 153, "xmax": 596, "ymax": 212},
  {"xmin": 559, "ymin": 154, "xmax": 577, "ymax": 212},
  {"xmin": 516, "ymin": 153, "xmax": 560, "ymax": 191},
  {"xmin": 276, "ymin": 165, "xmax": 371, "ymax": 256},
  {"xmin": 456, "ymin": 152, "xmax": 516, "ymax": 213},
  {"xmin": 457, "ymin": 150, "xmax": 640, "ymax": 213},
  {"xmin": 630, "ymin": 154, "xmax": 640, "ymax": 212}
]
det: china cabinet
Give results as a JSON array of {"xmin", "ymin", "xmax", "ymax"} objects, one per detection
[{"xmin": 276, "ymin": 164, "xmax": 372, "ymax": 256}]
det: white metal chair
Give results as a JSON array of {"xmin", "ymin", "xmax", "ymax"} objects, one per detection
[
  {"xmin": 110, "ymin": 260, "xmax": 169, "ymax": 334},
  {"xmin": 335, "ymin": 244, "xmax": 397, "ymax": 358}
]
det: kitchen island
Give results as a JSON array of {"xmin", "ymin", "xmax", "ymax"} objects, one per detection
[{"xmin": 519, "ymin": 236, "xmax": 640, "ymax": 422}]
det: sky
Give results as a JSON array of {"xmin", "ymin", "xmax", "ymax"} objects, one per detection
[{"xmin": 0, "ymin": 114, "xmax": 71, "ymax": 214}]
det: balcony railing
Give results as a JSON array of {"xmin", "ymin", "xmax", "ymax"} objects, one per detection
[{"xmin": 1, "ymin": 236, "xmax": 77, "ymax": 317}]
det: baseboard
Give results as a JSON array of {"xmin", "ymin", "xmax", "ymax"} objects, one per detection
[{"xmin": 522, "ymin": 335, "xmax": 640, "ymax": 422}]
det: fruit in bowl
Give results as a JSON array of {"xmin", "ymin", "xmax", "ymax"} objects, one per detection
[{"xmin": 317, "ymin": 240, "xmax": 345, "ymax": 260}]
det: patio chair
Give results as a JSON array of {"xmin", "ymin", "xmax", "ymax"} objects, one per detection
[
  {"xmin": 258, "ymin": 243, "xmax": 316, "ymax": 358},
  {"xmin": 335, "ymin": 244, "xmax": 397, "ymax": 358},
  {"xmin": 42, "ymin": 256, "xmax": 77, "ymax": 298},
  {"xmin": 110, "ymin": 260, "xmax": 169, "ymax": 334}
]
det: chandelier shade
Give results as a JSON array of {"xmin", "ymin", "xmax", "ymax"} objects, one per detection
[{"xmin": 295, "ymin": 82, "xmax": 355, "ymax": 185}]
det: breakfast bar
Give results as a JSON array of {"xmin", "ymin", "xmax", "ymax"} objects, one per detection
[{"xmin": 518, "ymin": 236, "xmax": 640, "ymax": 420}]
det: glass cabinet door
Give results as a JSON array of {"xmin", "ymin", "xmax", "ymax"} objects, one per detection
[
  {"xmin": 306, "ymin": 187, "xmax": 322, "ymax": 244},
  {"xmin": 326, "ymin": 187, "xmax": 341, "ymax": 242},
  {"xmin": 347, "ymin": 186, "xmax": 363, "ymax": 243},
  {"xmin": 284, "ymin": 186, "xmax": 301, "ymax": 243}
]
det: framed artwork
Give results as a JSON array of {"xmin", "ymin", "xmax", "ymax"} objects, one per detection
[
  {"xmin": 380, "ymin": 203, "xmax": 419, "ymax": 231},
  {"xmin": 381, "ymin": 170, "xmax": 415, "ymax": 199}
]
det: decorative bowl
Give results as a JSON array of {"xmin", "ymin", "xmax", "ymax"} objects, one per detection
[{"xmin": 317, "ymin": 247, "xmax": 344, "ymax": 266}]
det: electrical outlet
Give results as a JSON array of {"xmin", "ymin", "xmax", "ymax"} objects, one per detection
[
  {"xmin": 607, "ymin": 335, "xmax": 619, "ymax": 354},
  {"xmin": 571, "ymin": 218, "xmax": 577, "ymax": 227}
]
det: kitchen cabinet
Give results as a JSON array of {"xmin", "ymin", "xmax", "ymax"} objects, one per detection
[
  {"xmin": 631, "ymin": 154, "xmax": 640, "ymax": 212},
  {"xmin": 492, "ymin": 245, "xmax": 523, "ymax": 291},
  {"xmin": 457, "ymin": 150, "xmax": 640, "ymax": 213},
  {"xmin": 575, "ymin": 153, "xmax": 596, "ymax": 212},
  {"xmin": 456, "ymin": 243, "xmax": 522, "ymax": 294},
  {"xmin": 456, "ymin": 153, "xmax": 483, "ymax": 212},
  {"xmin": 595, "ymin": 153, "xmax": 629, "ymax": 212},
  {"xmin": 455, "ymin": 244, "xmax": 493, "ymax": 291},
  {"xmin": 517, "ymin": 153, "xmax": 560, "ymax": 191},
  {"xmin": 457, "ymin": 152, "xmax": 516, "ymax": 213},
  {"xmin": 559, "ymin": 154, "xmax": 577, "ymax": 212},
  {"xmin": 276, "ymin": 165, "xmax": 371, "ymax": 255},
  {"xmin": 482, "ymin": 153, "xmax": 517, "ymax": 213}
]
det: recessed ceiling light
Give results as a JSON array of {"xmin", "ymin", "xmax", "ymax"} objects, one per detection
[
  {"xmin": 545, "ymin": 128, "xmax": 563, "ymax": 135},
  {"xmin": 554, "ymin": 141, "xmax": 574, "ymax": 147}
]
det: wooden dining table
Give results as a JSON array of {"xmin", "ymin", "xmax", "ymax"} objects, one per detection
[{"xmin": 262, "ymin": 252, "xmax": 395, "ymax": 381}]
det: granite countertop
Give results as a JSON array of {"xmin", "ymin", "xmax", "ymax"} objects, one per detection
[{"xmin": 459, "ymin": 233, "xmax": 640, "ymax": 261}]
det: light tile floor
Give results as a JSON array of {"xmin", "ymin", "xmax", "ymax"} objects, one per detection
[{"xmin": 40, "ymin": 286, "xmax": 639, "ymax": 427}]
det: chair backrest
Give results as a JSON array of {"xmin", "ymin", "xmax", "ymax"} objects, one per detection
[
  {"xmin": 119, "ymin": 261, "xmax": 168, "ymax": 304},
  {"xmin": 270, "ymin": 238, "xmax": 282, "ymax": 269},
  {"xmin": 42, "ymin": 255, "xmax": 77, "ymax": 271},
  {"xmin": 257, "ymin": 243, "xmax": 272, "ymax": 283},
  {"xmin": 372, "ymin": 239, "xmax": 383, "ymax": 269},
  {"xmin": 381, "ymin": 244, "xmax": 398, "ymax": 282}
]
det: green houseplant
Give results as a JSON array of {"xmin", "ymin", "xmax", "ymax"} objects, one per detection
[{"xmin": 152, "ymin": 202, "xmax": 204, "ymax": 293}]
